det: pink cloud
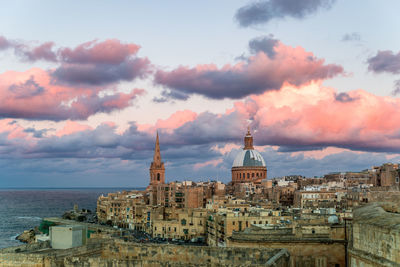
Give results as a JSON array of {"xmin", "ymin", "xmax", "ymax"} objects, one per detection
[
  {"xmin": 0, "ymin": 119, "xmax": 28, "ymax": 139},
  {"xmin": 15, "ymin": 42, "xmax": 57, "ymax": 62},
  {"xmin": 242, "ymin": 82, "xmax": 400, "ymax": 152},
  {"xmin": 290, "ymin": 147, "xmax": 356, "ymax": 160},
  {"xmin": 0, "ymin": 37, "xmax": 151, "ymax": 87},
  {"xmin": 0, "ymin": 68, "xmax": 145, "ymax": 120},
  {"xmin": 212, "ymin": 143, "xmax": 241, "ymax": 154},
  {"xmin": 137, "ymin": 110, "xmax": 197, "ymax": 134},
  {"xmin": 56, "ymin": 121, "xmax": 93, "ymax": 137},
  {"xmin": 193, "ymin": 159, "xmax": 223, "ymax": 170},
  {"xmin": 59, "ymin": 39, "xmax": 140, "ymax": 64},
  {"xmin": 155, "ymin": 110, "xmax": 197, "ymax": 131},
  {"xmin": 155, "ymin": 40, "xmax": 343, "ymax": 100}
]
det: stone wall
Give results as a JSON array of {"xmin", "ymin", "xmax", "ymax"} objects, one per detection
[
  {"xmin": 93, "ymin": 241, "xmax": 289, "ymax": 267},
  {"xmin": 0, "ymin": 240, "xmax": 103, "ymax": 267},
  {"xmin": 227, "ymin": 240, "xmax": 345, "ymax": 267},
  {"xmin": 348, "ymin": 202, "xmax": 400, "ymax": 266},
  {"xmin": 0, "ymin": 239, "xmax": 290, "ymax": 267}
]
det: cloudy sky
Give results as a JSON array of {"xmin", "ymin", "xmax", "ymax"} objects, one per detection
[{"xmin": 1, "ymin": 0, "xmax": 400, "ymax": 187}]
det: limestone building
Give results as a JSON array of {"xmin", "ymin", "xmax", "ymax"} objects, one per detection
[{"xmin": 231, "ymin": 128, "xmax": 267, "ymax": 184}]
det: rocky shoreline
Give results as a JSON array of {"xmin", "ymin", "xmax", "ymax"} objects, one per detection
[
  {"xmin": 15, "ymin": 205, "xmax": 97, "ymax": 244},
  {"xmin": 15, "ymin": 227, "xmax": 41, "ymax": 244}
]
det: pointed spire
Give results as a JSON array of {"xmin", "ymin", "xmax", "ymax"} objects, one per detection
[
  {"xmin": 149, "ymin": 131, "xmax": 165, "ymax": 186},
  {"xmin": 153, "ymin": 131, "xmax": 162, "ymax": 164}
]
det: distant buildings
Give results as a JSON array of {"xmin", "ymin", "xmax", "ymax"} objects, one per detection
[{"xmin": 95, "ymin": 129, "xmax": 400, "ymax": 267}]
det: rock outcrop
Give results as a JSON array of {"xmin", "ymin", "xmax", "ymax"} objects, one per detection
[
  {"xmin": 62, "ymin": 206, "xmax": 97, "ymax": 223},
  {"xmin": 16, "ymin": 229, "xmax": 36, "ymax": 244}
]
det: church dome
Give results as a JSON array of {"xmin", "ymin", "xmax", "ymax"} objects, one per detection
[
  {"xmin": 231, "ymin": 128, "xmax": 267, "ymax": 184},
  {"xmin": 232, "ymin": 149, "xmax": 266, "ymax": 168}
]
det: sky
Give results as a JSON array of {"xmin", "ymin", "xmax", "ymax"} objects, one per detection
[{"xmin": 1, "ymin": 0, "xmax": 400, "ymax": 187}]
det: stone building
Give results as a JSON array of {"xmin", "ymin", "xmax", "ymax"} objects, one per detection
[
  {"xmin": 207, "ymin": 209, "xmax": 292, "ymax": 247},
  {"xmin": 152, "ymin": 181, "xmax": 224, "ymax": 209},
  {"xmin": 97, "ymin": 191, "xmax": 145, "ymax": 228},
  {"xmin": 294, "ymin": 190, "xmax": 341, "ymax": 209},
  {"xmin": 151, "ymin": 208, "xmax": 207, "ymax": 240},
  {"xmin": 231, "ymin": 128, "xmax": 267, "ymax": 184},
  {"xmin": 370, "ymin": 163, "xmax": 400, "ymax": 188}
]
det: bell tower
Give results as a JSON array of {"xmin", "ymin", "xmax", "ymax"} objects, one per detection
[{"xmin": 149, "ymin": 132, "xmax": 165, "ymax": 186}]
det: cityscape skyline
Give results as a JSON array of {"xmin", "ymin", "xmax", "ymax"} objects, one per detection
[{"xmin": 1, "ymin": 0, "xmax": 400, "ymax": 187}]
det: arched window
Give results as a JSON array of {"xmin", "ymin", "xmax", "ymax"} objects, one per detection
[
  {"xmin": 157, "ymin": 173, "xmax": 160, "ymax": 181},
  {"xmin": 239, "ymin": 173, "xmax": 241, "ymax": 179},
  {"xmin": 247, "ymin": 173, "xmax": 250, "ymax": 179}
]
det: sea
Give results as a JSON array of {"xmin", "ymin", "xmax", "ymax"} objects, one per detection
[{"xmin": 0, "ymin": 188, "xmax": 141, "ymax": 249}]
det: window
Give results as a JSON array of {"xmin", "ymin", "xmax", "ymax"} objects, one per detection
[
  {"xmin": 181, "ymin": 219, "xmax": 186, "ymax": 226},
  {"xmin": 232, "ymin": 221, "xmax": 235, "ymax": 225},
  {"xmin": 239, "ymin": 173, "xmax": 241, "ymax": 178},
  {"xmin": 247, "ymin": 173, "xmax": 250, "ymax": 179},
  {"xmin": 157, "ymin": 173, "xmax": 160, "ymax": 181},
  {"xmin": 316, "ymin": 257, "xmax": 327, "ymax": 267},
  {"xmin": 155, "ymin": 227, "xmax": 157, "ymax": 231},
  {"xmin": 252, "ymin": 173, "xmax": 254, "ymax": 178}
]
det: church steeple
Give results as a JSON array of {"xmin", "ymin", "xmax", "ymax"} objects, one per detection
[
  {"xmin": 153, "ymin": 131, "xmax": 162, "ymax": 164},
  {"xmin": 243, "ymin": 126, "xmax": 254, "ymax": 150},
  {"xmin": 149, "ymin": 131, "xmax": 165, "ymax": 186}
]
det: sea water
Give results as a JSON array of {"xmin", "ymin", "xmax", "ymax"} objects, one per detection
[{"xmin": 0, "ymin": 188, "xmax": 139, "ymax": 248}]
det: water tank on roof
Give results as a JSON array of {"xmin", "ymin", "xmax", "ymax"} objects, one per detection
[{"xmin": 328, "ymin": 215, "xmax": 339, "ymax": 224}]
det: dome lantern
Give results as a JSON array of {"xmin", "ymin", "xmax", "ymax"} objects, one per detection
[{"xmin": 244, "ymin": 126, "xmax": 254, "ymax": 150}]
